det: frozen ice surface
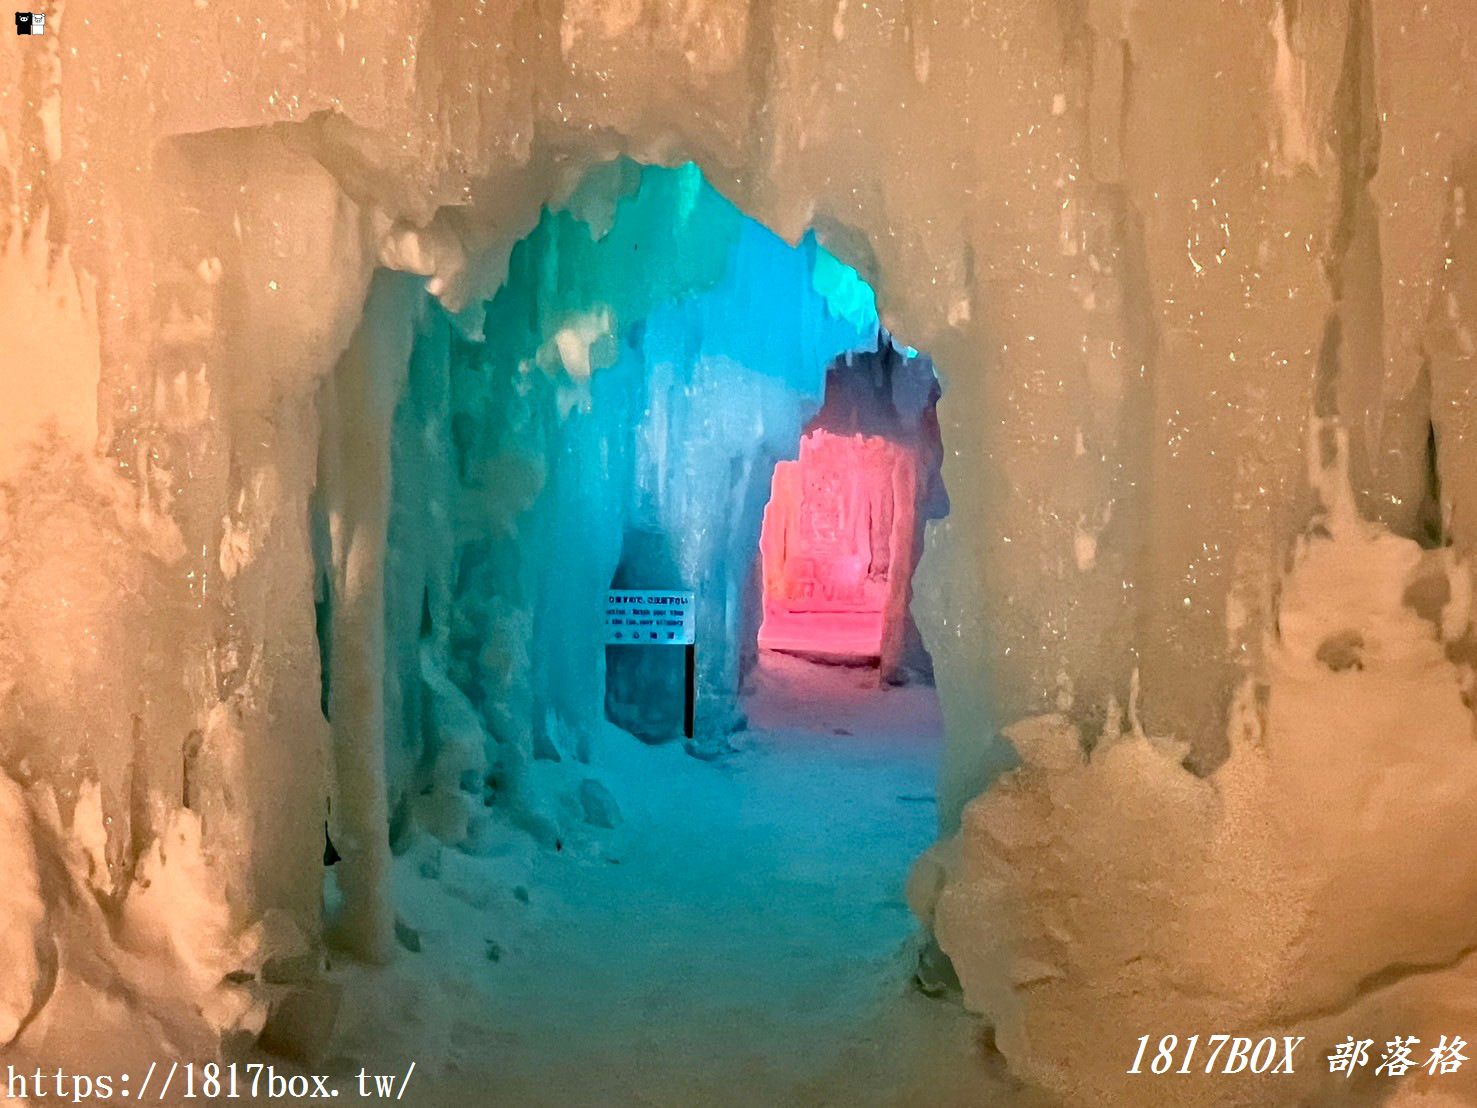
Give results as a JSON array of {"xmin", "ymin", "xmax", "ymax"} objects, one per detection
[
  {"xmin": 931, "ymin": 429, "xmax": 1477, "ymax": 1105},
  {"xmin": 0, "ymin": 773, "xmax": 45, "ymax": 1045},
  {"xmin": 1, "ymin": 0, "xmax": 1477, "ymax": 1102},
  {"xmin": 759, "ymin": 429, "xmax": 912, "ymax": 658},
  {"xmin": 325, "ymin": 657, "xmax": 1002, "ymax": 1106}
]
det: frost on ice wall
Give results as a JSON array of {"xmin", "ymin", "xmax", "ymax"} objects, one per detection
[
  {"xmin": 1, "ymin": 0, "xmax": 1477, "ymax": 1098},
  {"xmin": 308, "ymin": 160, "xmax": 878, "ymax": 959},
  {"xmin": 923, "ymin": 426, "xmax": 1477, "ymax": 1104}
]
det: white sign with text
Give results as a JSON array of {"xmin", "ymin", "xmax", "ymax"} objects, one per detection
[{"xmin": 604, "ymin": 590, "xmax": 695, "ymax": 645}]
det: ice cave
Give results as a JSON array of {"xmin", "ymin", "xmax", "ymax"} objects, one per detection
[{"xmin": 5, "ymin": 2, "xmax": 1477, "ymax": 1107}]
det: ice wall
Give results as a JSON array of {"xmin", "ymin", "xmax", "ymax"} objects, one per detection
[
  {"xmin": 2, "ymin": 0, "xmax": 1476, "ymax": 1094},
  {"xmin": 608, "ymin": 216, "xmax": 879, "ymax": 740},
  {"xmin": 447, "ymin": 162, "xmax": 874, "ymax": 753},
  {"xmin": 923, "ymin": 428, "xmax": 1477, "ymax": 1105}
]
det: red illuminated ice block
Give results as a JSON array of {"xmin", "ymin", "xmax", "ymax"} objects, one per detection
[{"xmin": 757, "ymin": 430, "xmax": 918, "ymax": 660}]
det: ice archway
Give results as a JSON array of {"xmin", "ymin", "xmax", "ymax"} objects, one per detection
[
  {"xmin": 312, "ymin": 159, "xmax": 891, "ymax": 954},
  {"xmin": 3, "ymin": 2, "xmax": 1477, "ymax": 1103}
]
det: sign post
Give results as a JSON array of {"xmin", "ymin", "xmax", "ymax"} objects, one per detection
[
  {"xmin": 683, "ymin": 641, "xmax": 695, "ymax": 739},
  {"xmin": 604, "ymin": 589, "xmax": 696, "ymax": 739}
]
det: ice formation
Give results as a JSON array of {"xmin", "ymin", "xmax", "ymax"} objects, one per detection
[
  {"xmin": 921, "ymin": 424, "xmax": 1477, "ymax": 1104},
  {"xmin": 312, "ymin": 162, "xmax": 880, "ymax": 957},
  {"xmin": 760, "ymin": 428, "xmax": 914, "ymax": 659},
  {"xmin": 2, "ymin": 0, "xmax": 1477, "ymax": 1103},
  {"xmin": 758, "ymin": 340, "xmax": 945, "ymax": 680}
]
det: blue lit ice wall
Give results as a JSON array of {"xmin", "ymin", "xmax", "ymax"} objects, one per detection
[
  {"xmin": 318, "ymin": 160, "xmax": 877, "ymax": 849},
  {"xmin": 610, "ymin": 217, "xmax": 881, "ymax": 740}
]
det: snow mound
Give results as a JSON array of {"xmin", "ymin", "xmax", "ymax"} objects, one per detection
[
  {"xmin": 932, "ymin": 458, "xmax": 1477, "ymax": 1106},
  {"xmin": 0, "ymin": 771, "xmax": 47, "ymax": 1044}
]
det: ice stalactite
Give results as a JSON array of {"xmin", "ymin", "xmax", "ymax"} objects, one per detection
[
  {"xmin": 1369, "ymin": 0, "xmax": 1477, "ymax": 438},
  {"xmin": 1431, "ymin": 152, "xmax": 1477, "ymax": 570},
  {"xmin": 383, "ymin": 307, "xmax": 464, "ymax": 845},
  {"xmin": 317, "ymin": 272, "xmax": 427, "ymax": 963},
  {"xmin": 1308, "ymin": 0, "xmax": 1443, "ymax": 550}
]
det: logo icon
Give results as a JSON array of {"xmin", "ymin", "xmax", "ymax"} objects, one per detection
[{"xmin": 15, "ymin": 11, "xmax": 43, "ymax": 34}]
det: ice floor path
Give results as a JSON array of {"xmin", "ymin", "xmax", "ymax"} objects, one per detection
[{"xmin": 329, "ymin": 655, "xmax": 1008, "ymax": 1106}]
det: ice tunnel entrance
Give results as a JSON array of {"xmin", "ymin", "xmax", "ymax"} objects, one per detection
[
  {"xmin": 310, "ymin": 159, "xmax": 957, "ymax": 1099},
  {"xmin": 757, "ymin": 340, "xmax": 945, "ymax": 673}
]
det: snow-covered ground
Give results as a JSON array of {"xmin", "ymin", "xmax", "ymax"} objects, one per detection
[{"xmin": 325, "ymin": 653, "xmax": 1013, "ymax": 1106}]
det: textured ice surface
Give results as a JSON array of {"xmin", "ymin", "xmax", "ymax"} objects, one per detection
[
  {"xmin": 759, "ymin": 429, "xmax": 914, "ymax": 659},
  {"xmin": 308, "ymin": 161, "xmax": 877, "ymax": 951},
  {"xmin": 929, "ymin": 431, "xmax": 1477, "ymax": 1105},
  {"xmin": 0, "ymin": 774, "xmax": 44, "ymax": 1044},
  {"xmin": 1, "ymin": 0, "xmax": 1476, "ymax": 1097},
  {"xmin": 325, "ymin": 657, "xmax": 986, "ymax": 1106}
]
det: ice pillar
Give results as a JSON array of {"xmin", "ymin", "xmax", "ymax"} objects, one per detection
[{"xmin": 317, "ymin": 272, "xmax": 425, "ymax": 963}]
